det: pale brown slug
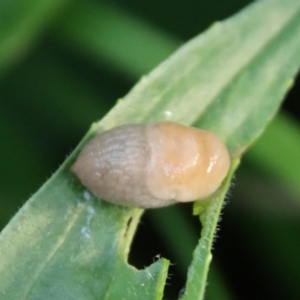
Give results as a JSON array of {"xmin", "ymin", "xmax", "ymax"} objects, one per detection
[{"xmin": 71, "ymin": 122, "xmax": 230, "ymax": 208}]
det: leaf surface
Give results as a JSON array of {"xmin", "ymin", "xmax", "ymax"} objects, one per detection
[{"xmin": 1, "ymin": 0, "xmax": 300, "ymax": 299}]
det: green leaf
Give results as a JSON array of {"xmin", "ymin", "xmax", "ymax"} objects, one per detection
[
  {"xmin": 1, "ymin": 0, "xmax": 300, "ymax": 299},
  {"xmin": 182, "ymin": 161, "xmax": 239, "ymax": 300},
  {"xmin": 0, "ymin": 149, "xmax": 169, "ymax": 299}
]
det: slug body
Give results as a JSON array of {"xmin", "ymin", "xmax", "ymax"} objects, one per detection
[{"xmin": 71, "ymin": 122, "xmax": 230, "ymax": 208}]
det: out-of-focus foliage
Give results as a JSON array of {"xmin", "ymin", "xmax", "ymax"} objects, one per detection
[{"xmin": 0, "ymin": 0, "xmax": 300, "ymax": 299}]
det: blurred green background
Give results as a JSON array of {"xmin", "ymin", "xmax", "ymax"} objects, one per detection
[{"xmin": 1, "ymin": 0, "xmax": 300, "ymax": 299}]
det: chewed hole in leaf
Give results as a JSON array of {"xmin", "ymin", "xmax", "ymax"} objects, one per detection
[{"xmin": 128, "ymin": 205, "xmax": 201, "ymax": 299}]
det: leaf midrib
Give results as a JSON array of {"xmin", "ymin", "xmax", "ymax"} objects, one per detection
[{"xmin": 24, "ymin": 203, "xmax": 86, "ymax": 300}]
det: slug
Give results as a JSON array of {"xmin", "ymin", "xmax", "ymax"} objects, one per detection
[{"xmin": 71, "ymin": 122, "xmax": 230, "ymax": 208}]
